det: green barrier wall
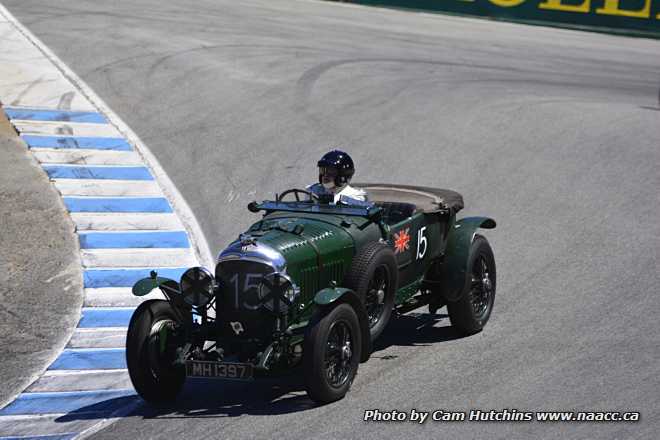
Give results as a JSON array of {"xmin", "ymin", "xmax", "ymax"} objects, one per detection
[{"xmin": 345, "ymin": 0, "xmax": 660, "ymax": 37}]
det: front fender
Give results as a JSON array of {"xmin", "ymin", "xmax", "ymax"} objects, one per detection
[
  {"xmin": 441, "ymin": 216, "xmax": 496, "ymax": 301},
  {"xmin": 314, "ymin": 286, "xmax": 355, "ymax": 305},
  {"xmin": 132, "ymin": 274, "xmax": 179, "ymax": 297},
  {"xmin": 313, "ymin": 287, "xmax": 372, "ymax": 362}
]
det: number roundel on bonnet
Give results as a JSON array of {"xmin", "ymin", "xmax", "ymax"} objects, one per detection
[{"xmin": 180, "ymin": 266, "xmax": 215, "ymax": 307}]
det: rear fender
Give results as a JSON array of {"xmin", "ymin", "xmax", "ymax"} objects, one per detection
[
  {"xmin": 313, "ymin": 287, "xmax": 372, "ymax": 362},
  {"xmin": 441, "ymin": 217, "xmax": 496, "ymax": 301}
]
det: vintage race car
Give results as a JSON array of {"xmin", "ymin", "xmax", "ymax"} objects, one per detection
[{"xmin": 127, "ymin": 184, "xmax": 496, "ymax": 404}]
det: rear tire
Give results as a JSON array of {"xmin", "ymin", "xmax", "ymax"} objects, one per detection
[
  {"xmin": 343, "ymin": 242, "xmax": 397, "ymax": 340},
  {"xmin": 447, "ymin": 235, "xmax": 496, "ymax": 335},
  {"xmin": 303, "ymin": 303, "xmax": 362, "ymax": 404},
  {"xmin": 126, "ymin": 300, "xmax": 186, "ymax": 404}
]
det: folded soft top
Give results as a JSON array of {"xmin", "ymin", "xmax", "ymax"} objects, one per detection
[{"xmin": 353, "ymin": 183, "xmax": 464, "ymax": 215}]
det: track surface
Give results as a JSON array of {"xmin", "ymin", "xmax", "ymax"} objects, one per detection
[{"xmin": 4, "ymin": 0, "xmax": 659, "ymax": 438}]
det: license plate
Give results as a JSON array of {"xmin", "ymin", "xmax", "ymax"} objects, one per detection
[{"xmin": 186, "ymin": 360, "xmax": 253, "ymax": 380}]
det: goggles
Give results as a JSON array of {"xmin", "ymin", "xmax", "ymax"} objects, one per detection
[{"xmin": 319, "ymin": 166, "xmax": 339, "ymax": 178}]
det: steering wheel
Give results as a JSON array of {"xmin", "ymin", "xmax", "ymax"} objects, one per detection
[{"xmin": 277, "ymin": 188, "xmax": 319, "ymax": 202}]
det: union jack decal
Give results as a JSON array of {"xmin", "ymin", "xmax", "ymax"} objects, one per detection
[{"xmin": 393, "ymin": 228, "xmax": 411, "ymax": 254}]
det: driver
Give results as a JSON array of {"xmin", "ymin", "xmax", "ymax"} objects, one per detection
[{"xmin": 308, "ymin": 150, "xmax": 367, "ymax": 203}]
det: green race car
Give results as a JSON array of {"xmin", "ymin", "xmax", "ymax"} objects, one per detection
[{"xmin": 127, "ymin": 184, "xmax": 496, "ymax": 404}]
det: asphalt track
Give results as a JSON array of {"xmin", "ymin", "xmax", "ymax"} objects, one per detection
[{"xmin": 3, "ymin": 0, "xmax": 660, "ymax": 438}]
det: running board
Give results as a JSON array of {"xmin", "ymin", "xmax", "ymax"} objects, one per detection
[{"xmin": 394, "ymin": 293, "xmax": 445, "ymax": 316}]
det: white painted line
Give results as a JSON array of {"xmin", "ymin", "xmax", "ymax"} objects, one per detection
[
  {"xmin": 28, "ymin": 370, "xmax": 132, "ymax": 393},
  {"xmin": 80, "ymin": 248, "xmax": 197, "ymax": 268},
  {"xmin": 71, "ymin": 212, "xmax": 184, "ymax": 231},
  {"xmin": 32, "ymin": 148, "xmax": 144, "ymax": 166},
  {"xmin": 53, "ymin": 179, "xmax": 162, "ymax": 196},
  {"xmin": 41, "ymin": 369, "xmax": 128, "ymax": 377},
  {"xmin": 68, "ymin": 328, "xmax": 128, "ymax": 349},
  {"xmin": 83, "ymin": 287, "xmax": 166, "ymax": 307},
  {"xmin": 72, "ymin": 327, "xmax": 129, "ymax": 333},
  {"xmin": 83, "ymin": 287, "xmax": 134, "ymax": 297},
  {"xmin": 12, "ymin": 120, "xmax": 123, "ymax": 137}
]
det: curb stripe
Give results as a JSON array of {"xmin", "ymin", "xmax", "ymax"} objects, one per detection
[
  {"xmin": 53, "ymin": 180, "xmax": 162, "ymax": 197},
  {"xmin": 0, "ymin": 390, "xmax": 135, "ymax": 416},
  {"xmin": 80, "ymin": 248, "xmax": 196, "ymax": 268},
  {"xmin": 12, "ymin": 120, "xmax": 123, "ymax": 138},
  {"xmin": 68, "ymin": 329, "xmax": 129, "ymax": 349},
  {"xmin": 42, "ymin": 369, "xmax": 129, "ymax": 376},
  {"xmin": 22, "ymin": 135, "xmax": 132, "ymax": 151},
  {"xmin": 78, "ymin": 231, "xmax": 190, "ymax": 249},
  {"xmin": 63, "ymin": 197, "xmax": 173, "ymax": 213},
  {"xmin": 48, "ymin": 348, "xmax": 126, "ymax": 370},
  {"xmin": 0, "ymin": 5, "xmax": 210, "ymax": 437},
  {"xmin": 4, "ymin": 108, "xmax": 107, "ymax": 124},
  {"xmin": 83, "ymin": 267, "xmax": 187, "ymax": 288},
  {"xmin": 68, "ymin": 328, "xmax": 129, "ymax": 349},
  {"xmin": 32, "ymin": 150, "xmax": 144, "ymax": 166},
  {"xmin": 71, "ymin": 213, "xmax": 183, "ymax": 231},
  {"xmin": 78, "ymin": 308, "xmax": 134, "ymax": 328},
  {"xmin": 29, "ymin": 370, "xmax": 132, "ymax": 393},
  {"xmin": 42, "ymin": 165, "xmax": 153, "ymax": 181},
  {"xmin": 82, "ymin": 288, "xmax": 163, "ymax": 308}
]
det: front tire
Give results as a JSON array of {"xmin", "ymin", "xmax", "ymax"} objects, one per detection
[
  {"xmin": 126, "ymin": 300, "xmax": 186, "ymax": 404},
  {"xmin": 447, "ymin": 235, "xmax": 496, "ymax": 335},
  {"xmin": 303, "ymin": 303, "xmax": 362, "ymax": 404}
]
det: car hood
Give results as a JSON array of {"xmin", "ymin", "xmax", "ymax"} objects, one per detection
[{"xmin": 217, "ymin": 215, "xmax": 355, "ymax": 295}]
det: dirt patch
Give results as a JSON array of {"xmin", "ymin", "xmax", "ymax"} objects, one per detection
[{"xmin": 0, "ymin": 108, "xmax": 83, "ymax": 407}]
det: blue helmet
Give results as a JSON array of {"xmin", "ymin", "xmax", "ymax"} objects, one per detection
[{"xmin": 318, "ymin": 150, "xmax": 355, "ymax": 188}]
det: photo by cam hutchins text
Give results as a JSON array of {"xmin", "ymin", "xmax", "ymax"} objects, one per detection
[{"xmin": 363, "ymin": 409, "xmax": 641, "ymax": 424}]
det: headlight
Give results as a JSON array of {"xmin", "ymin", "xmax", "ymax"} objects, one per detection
[
  {"xmin": 180, "ymin": 266, "xmax": 214, "ymax": 307},
  {"xmin": 258, "ymin": 272, "xmax": 300, "ymax": 314}
]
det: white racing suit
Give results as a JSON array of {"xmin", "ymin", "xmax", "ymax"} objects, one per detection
[{"xmin": 306, "ymin": 183, "xmax": 368, "ymax": 204}]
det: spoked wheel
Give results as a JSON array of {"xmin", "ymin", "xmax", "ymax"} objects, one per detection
[
  {"xmin": 126, "ymin": 300, "xmax": 186, "ymax": 404},
  {"xmin": 304, "ymin": 303, "xmax": 362, "ymax": 404},
  {"xmin": 364, "ymin": 265, "xmax": 391, "ymax": 329},
  {"xmin": 344, "ymin": 242, "xmax": 398, "ymax": 340},
  {"xmin": 470, "ymin": 256, "xmax": 494, "ymax": 321},
  {"xmin": 447, "ymin": 235, "xmax": 496, "ymax": 335},
  {"xmin": 325, "ymin": 320, "xmax": 354, "ymax": 389}
]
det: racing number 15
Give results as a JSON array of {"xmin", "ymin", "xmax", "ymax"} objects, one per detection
[
  {"xmin": 228, "ymin": 273, "xmax": 261, "ymax": 310},
  {"xmin": 417, "ymin": 226, "xmax": 427, "ymax": 260}
]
